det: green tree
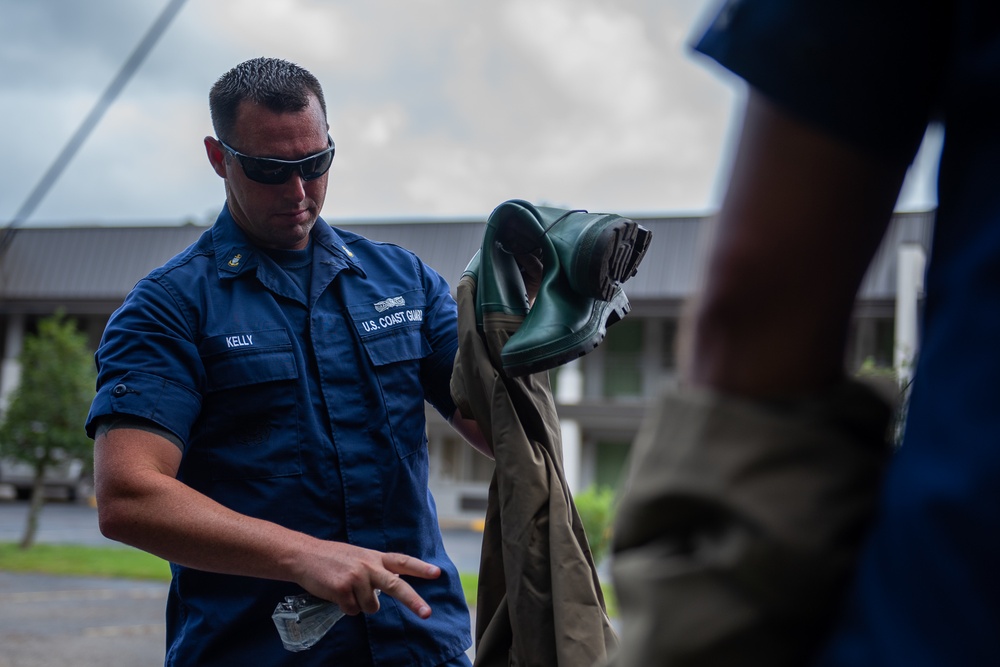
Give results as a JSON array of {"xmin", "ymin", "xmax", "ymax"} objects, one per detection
[
  {"xmin": 575, "ymin": 485, "xmax": 617, "ymax": 565},
  {"xmin": 0, "ymin": 313, "xmax": 96, "ymax": 549}
]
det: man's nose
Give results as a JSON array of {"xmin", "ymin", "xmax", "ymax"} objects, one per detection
[{"xmin": 282, "ymin": 171, "xmax": 308, "ymax": 196}]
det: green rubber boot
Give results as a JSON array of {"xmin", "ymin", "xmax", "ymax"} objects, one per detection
[
  {"xmin": 472, "ymin": 213, "xmax": 530, "ymax": 330},
  {"xmin": 493, "ymin": 199, "xmax": 651, "ymax": 301},
  {"xmin": 503, "ymin": 280, "xmax": 631, "ymax": 377},
  {"xmin": 483, "ymin": 199, "xmax": 638, "ymax": 376}
]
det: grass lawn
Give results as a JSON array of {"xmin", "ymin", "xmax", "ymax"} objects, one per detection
[
  {"xmin": 0, "ymin": 542, "xmax": 617, "ymax": 615},
  {"xmin": 0, "ymin": 542, "xmax": 171, "ymax": 581}
]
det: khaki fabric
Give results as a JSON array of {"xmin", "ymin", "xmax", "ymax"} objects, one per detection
[
  {"xmin": 451, "ymin": 272, "xmax": 619, "ymax": 667},
  {"xmin": 608, "ymin": 383, "xmax": 892, "ymax": 666}
]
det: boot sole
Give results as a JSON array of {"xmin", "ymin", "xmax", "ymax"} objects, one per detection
[
  {"xmin": 501, "ymin": 288, "xmax": 630, "ymax": 377},
  {"xmin": 579, "ymin": 219, "xmax": 652, "ymax": 301}
]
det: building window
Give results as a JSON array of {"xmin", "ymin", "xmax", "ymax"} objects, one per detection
[
  {"xmin": 661, "ymin": 319, "xmax": 678, "ymax": 371},
  {"xmin": 436, "ymin": 435, "xmax": 462, "ymax": 482},
  {"xmin": 595, "ymin": 440, "xmax": 631, "ymax": 490},
  {"xmin": 603, "ymin": 319, "xmax": 643, "ymax": 398},
  {"xmin": 434, "ymin": 434, "xmax": 495, "ymax": 483},
  {"xmin": 874, "ymin": 318, "xmax": 895, "ymax": 368}
]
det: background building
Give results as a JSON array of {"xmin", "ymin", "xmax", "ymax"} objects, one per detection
[{"xmin": 0, "ymin": 209, "xmax": 932, "ymax": 521}]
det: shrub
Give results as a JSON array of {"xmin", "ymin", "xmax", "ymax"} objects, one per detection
[{"xmin": 574, "ymin": 485, "xmax": 617, "ymax": 565}]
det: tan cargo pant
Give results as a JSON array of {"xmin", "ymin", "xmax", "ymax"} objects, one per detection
[
  {"xmin": 608, "ymin": 382, "xmax": 892, "ymax": 666},
  {"xmin": 451, "ymin": 272, "xmax": 619, "ymax": 667}
]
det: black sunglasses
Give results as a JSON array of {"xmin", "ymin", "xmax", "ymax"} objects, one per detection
[{"xmin": 218, "ymin": 135, "xmax": 335, "ymax": 185}]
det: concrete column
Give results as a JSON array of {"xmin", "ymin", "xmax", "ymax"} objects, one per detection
[
  {"xmin": 895, "ymin": 244, "xmax": 926, "ymax": 388},
  {"xmin": 556, "ymin": 359, "xmax": 583, "ymax": 493},
  {"xmin": 1, "ymin": 313, "xmax": 25, "ymax": 414}
]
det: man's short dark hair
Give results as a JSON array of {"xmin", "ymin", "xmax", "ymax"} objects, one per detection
[{"xmin": 209, "ymin": 57, "xmax": 328, "ymax": 143}]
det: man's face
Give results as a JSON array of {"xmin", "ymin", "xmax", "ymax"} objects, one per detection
[{"xmin": 206, "ymin": 94, "xmax": 329, "ymax": 250}]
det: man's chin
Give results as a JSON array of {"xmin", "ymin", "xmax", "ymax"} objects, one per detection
[{"xmin": 270, "ymin": 218, "xmax": 316, "ymax": 250}]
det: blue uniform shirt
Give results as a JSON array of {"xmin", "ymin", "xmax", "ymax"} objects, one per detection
[{"xmin": 87, "ymin": 205, "xmax": 471, "ymax": 666}]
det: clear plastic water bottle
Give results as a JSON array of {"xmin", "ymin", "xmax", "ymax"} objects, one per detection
[{"xmin": 271, "ymin": 594, "xmax": 347, "ymax": 652}]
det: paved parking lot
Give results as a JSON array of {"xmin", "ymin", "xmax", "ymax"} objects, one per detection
[{"xmin": 0, "ymin": 571, "xmax": 168, "ymax": 667}]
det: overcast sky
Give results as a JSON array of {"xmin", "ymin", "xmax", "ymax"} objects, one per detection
[{"xmin": 1, "ymin": 0, "xmax": 940, "ymax": 228}]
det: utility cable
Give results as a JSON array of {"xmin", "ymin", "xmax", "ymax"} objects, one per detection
[{"xmin": 0, "ymin": 0, "xmax": 189, "ymax": 262}]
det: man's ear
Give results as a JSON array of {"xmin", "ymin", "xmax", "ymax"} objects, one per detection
[{"xmin": 204, "ymin": 137, "xmax": 228, "ymax": 179}]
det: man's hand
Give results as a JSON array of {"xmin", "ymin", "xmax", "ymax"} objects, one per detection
[{"xmin": 295, "ymin": 542, "xmax": 442, "ymax": 619}]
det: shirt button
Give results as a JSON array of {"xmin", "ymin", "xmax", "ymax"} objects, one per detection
[{"xmin": 112, "ymin": 384, "xmax": 128, "ymax": 397}]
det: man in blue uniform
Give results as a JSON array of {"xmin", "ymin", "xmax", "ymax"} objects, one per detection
[
  {"xmin": 611, "ymin": 0, "xmax": 1000, "ymax": 665},
  {"xmin": 87, "ymin": 57, "xmax": 487, "ymax": 666}
]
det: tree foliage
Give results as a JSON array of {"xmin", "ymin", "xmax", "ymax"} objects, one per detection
[
  {"xmin": 0, "ymin": 313, "xmax": 96, "ymax": 547},
  {"xmin": 574, "ymin": 485, "xmax": 618, "ymax": 565}
]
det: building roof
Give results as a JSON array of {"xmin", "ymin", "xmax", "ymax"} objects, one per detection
[{"xmin": 0, "ymin": 210, "xmax": 934, "ymax": 314}]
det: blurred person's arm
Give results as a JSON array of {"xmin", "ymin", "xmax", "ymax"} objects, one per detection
[
  {"xmin": 611, "ymin": 92, "xmax": 908, "ymax": 666},
  {"xmin": 682, "ymin": 90, "xmax": 911, "ymax": 397}
]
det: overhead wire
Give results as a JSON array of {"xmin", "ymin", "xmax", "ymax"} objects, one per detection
[{"xmin": 0, "ymin": 0, "xmax": 189, "ymax": 264}]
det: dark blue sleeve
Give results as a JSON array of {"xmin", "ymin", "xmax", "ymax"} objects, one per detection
[
  {"xmin": 418, "ymin": 261, "xmax": 460, "ymax": 421},
  {"xmin": 86, "ymin": 277, "xmax": 204, "ymax": 444},
  {"xmin": 693, "ymin": 0, "xmax": 949, "ymax": 166}
]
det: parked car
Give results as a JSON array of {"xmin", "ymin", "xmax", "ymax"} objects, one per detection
[{"xmin": 0, "ymin": 456, "xmax": 94, "ymax": 501}]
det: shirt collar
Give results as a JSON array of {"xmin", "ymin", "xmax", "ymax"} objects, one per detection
[{"xmin": 211, "ymin": 204, "xmax": 365, "ymax": 279}]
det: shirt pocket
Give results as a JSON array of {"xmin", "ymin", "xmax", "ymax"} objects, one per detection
[
  {"xmin": 198, "ymin": 329, "xmax": 302, "ymax": 480},
  {"xmin": 348, "ymin": 292, "xmax": 431, "ymax": 458}
]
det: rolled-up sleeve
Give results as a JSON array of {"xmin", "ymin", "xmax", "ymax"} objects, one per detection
[
  {"xmin": 693, "ymin": 0, "xmax": 946, "ymax": 167},
  {"xmin": 86, "ymin": 277, "xmax": 204, "ymax": 444},
  {"xmin": 418, "ymin": 261, "xmax": 460, "ymax": 420}
]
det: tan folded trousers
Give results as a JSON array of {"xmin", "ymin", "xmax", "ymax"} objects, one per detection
[
  {"xmin": 451, "ymin": 272, "xmax": 619, "ymax": 667},
  {"xmin": 608, "ymin": 382, "xmax": 892, "ymax": 666}
]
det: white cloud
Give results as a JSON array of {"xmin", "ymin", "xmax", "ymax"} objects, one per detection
[
  {"xmin": 200, "ymin": 0, "xmax": 353, "ymax": 66},
  {"xmin": 356, "ymin": 106, "xmax": 408, "ymax": 147},
  {"xmin": 7, "ymin": 0, "xmax": 927, "ymax": 227},
  {"xmin": 502, "ymin": 0, "xmax": 663, "ymax": 123}
]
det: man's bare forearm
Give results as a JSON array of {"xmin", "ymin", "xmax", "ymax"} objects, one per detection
[
  {"xmin": 683, "ymin": 91, "xmax": 908, "ymax": 397},
  {"xmin": 94, "ymin": 427, "xmax": 440, "ymax": 618}
]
